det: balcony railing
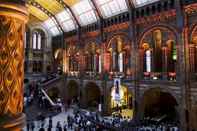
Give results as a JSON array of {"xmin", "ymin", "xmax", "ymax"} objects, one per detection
[{"xmin": 143, "ymin": 72, "xmax": 176, "ymax": 81}]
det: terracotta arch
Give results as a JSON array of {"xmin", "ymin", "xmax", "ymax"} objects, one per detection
[
  {"xmin": 106, "ymin": 33, "xmax": 131, "ymax": 50},
  {"xmin": 138, "ymin": 24, "xmax": 178, "ymax": 48},
  {"xmin": 54, "ymin": 49, "xmax": 63, "ymax": 59},
  {"xmin": 66, "ymin": 80, "xmax": 80, "ymax": 104},
  {"xmin": 138, "ymin": 87, "xmax": 180, "ymax": 122},
  {"xmin": 190, "ymin": 23, "xmax": 197, "ymax": 44},
  {"xmin": 84, "ymin": 82, "xmax": 101, "ymax": 108},
  {"xmin": 47, "ymin": 87, "xmax": 61, "ymax": 101}
]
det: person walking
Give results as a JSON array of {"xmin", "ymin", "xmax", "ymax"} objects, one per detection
[
  {"xmin": 26, "ymin": 121, "xmax": 30, "ymax": 131},
  {"xmin": 56, "ymin": 121, "xmax": 62, "ymax": 131},
  {"xmin": 63, "ymin": 121, "xmax": 67, "ymax": 131},
  {"xmin": 49, "ymin": 116, "xmax": 53, "ymax": 129},
  {"xmin": 30, "ymin": 121, "xmax": 35, "ymax": 131}
]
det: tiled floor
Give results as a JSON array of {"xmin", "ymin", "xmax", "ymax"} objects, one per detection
[{"xmin": 23, "ymin": 108, "xmax": 75, "ymax": 131}]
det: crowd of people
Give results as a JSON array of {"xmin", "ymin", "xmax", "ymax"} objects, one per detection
[
  {"xmin": 25, "ymin": 106, "xmax": 180, "ymax": 131},
  {"xmin": 25, "ymin": 110, "xmax": 109, "ymax": 131},
  {"xmin": 24, "ymin": 78, "xmax": 180, "ymax": 131},
  {"xmin": 136, "ymin": 124, "xmax": 179, "ymax": 131}
]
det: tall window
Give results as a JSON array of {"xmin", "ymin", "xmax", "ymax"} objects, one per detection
[
  {"xmin": 146, "ymin": 50, "xmax": 151, "ymax": 72},
  {"xmin": 190, "ymin": 27, "xmax": 197, "ymax": 73},
  {"xmin": 141, "ymin": 29, "xmax": 177, "ymax": 80},
  {"xmin": 32, "ymin": 31, "xmax": 43, "ymax": 50},
  {"xmin": 37, "ymin": 33, "xmax": 41, "ymax": 49},
  {"xmin": 33, "ymin": 33, "xmax": 37, "ymax": 49}
]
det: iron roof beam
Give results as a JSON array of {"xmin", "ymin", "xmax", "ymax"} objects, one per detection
[{"xmin": 28, "ymin": 0, "xmax": 64, "ymax": 33}]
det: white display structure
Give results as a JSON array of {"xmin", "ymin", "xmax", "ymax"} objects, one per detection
[
  {"xmin": 99, "ymin": 55, "xmax": 102, "ymax": 73},
  {"xmin": 119, "ymin": 53, "xmax": 123, "ymax": 72},
  {"xmin": 113, "ymin": 78, "xmax": 121, "ymax": 102}
]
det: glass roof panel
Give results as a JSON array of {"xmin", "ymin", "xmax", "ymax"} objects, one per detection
[
  {"xmin": 56, "ymin": 9, "xmax": 76, "ymax": 32},
  {"xmin": 50, "ymin": 27, "xmax": 60, "ymax": 36},
  {"xmin": 132, "ymin": 0, "xmax": 160, "ymax": 7},
  {"xmin": 71, "ymin": 0, "xmax": 98, "ymax": 26},
  {"xmin": 95, "ymin": 0, "xmax": 128, "ymax": 18},
  {"xmin": 62, "ymin": 20, "xmax": 76, "ymax": 31},
  {"xmin": 43, "ymin": 18, "xmax": 61, "ymax": 36}
]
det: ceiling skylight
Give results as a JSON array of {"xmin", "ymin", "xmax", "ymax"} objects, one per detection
[
  {"xmin": 43, "ymin": 18, "xmax": 62, "ymax": 36},
  {"xmin": 71, "ymin": 0, "xmax": 98, "ymax": 26},
  {"xmin": 56, "ymin": 9, "xmax": 77, "ymax": 32},
  {"xmin": 132, "ymin": 0, "xmax": 160, "ymax": 7},
  {"xmin": 94, "ymin": 0, "xmax": 128, "ymax": 18}
]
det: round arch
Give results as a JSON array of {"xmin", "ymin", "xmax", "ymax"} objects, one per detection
[
  {"xmin": 110, "ymin": 84, "xmax": 134, "ymax": 118},
  {"xmin": 138, "ymin": 25, "xmax": 178, "ymax": 79},
  {"xmin": 84, "ymin": 82, "xmax": 101, "ymax": 108},
  {"xmin": 30, "ymin": 24, "xmax": 51, "ymax": 38},
  {"xmin": 191, "ymin": 23, "xmax": 197, "ymax": 44},
  {"xmin": 47, "ymin": 87, "xmax": 61, "ymax": 101},
  {"xmin": 66, "ymin": 80, "xmax": 79, "ymax": 104},
  {"xmin": 105, "ymin": 33, "xmax": 132, "ymax": 74},
  {"xmin": 54, "ymin": 49, "xmax": 63, "ymax": 60},
  {"xmin": 106, "ymin": 33, "xmax": 131, "ymax": 50},
  {"xmin": 138, "ymin": 24, "xmax": 178, "ymax": 48},
  {"xmin": 139, "ymin": 87, "xmax": 179, "ymax": 123}
]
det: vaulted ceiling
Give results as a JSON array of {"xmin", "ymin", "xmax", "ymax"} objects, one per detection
[{"xmin": 27, "ymin": 0, "xmax": 160, "ymax": 36}]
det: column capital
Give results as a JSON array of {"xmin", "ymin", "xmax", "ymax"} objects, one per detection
[
  {"xmin": 0, "ymin": 2, "xmax": 28, "ymax": 23},
  {"xmin": 0, "ymin": 113, "xmax": 26, "ymax": 131}
]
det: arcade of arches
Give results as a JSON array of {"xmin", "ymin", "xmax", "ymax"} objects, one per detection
[
  {"xmin": 1, "ymin": 0, "xmax": 197, "ymax": 131},
  {"xmin": 139, "ymin": 88, "xmax": 179, "ymax": 122}
]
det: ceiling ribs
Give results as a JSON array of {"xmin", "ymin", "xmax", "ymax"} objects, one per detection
[
  {"xmin": 28, "ymin": 0, "xmax": 64, "ymax": 32},
  {"xmin": 91, "ymin": 0, "xmax": 103, "ymax": 20},
  {"xmin": 126, "ymin": 0, "xmax": 135, "ymax": 9},
  {"xmin": 56, "ymin": 0, "xmax": 81, "ymax": 28}
]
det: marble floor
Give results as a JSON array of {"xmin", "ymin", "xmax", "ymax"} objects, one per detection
[{"xmin": 23, "ymin": 108, "xmax": 75, "ymax": 131}]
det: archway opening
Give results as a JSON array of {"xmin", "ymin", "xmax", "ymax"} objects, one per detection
[
  {"xmin": 85, "ymin": 82, "xmax": 101, "ymax": 110},
  {"xmin": 105, "ymin": 35, "xmax": 131, "ymax": 78},
  {"xmin": 141, "ymin": 88, "xmax": 179, "ymax": 123},
  {"xmin": 47, "ymin": 87, "xmax": 60, "ymax": 102},
  {"xmin": 67, "ymin": 80, "xmax": 79, "ymax": 105},
  {"xmin": 190, "ymin": 26, "xmax": 197, "ymax": 75},
  {"xmin": 111, "ymin": 85, "xmax": 133, "ymax": 119}
]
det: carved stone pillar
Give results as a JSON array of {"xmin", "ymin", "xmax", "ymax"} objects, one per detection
[
  {"xmin": 0, "ymin": 2, "xmax": 28, "ymax": 131},
  {"xmin": 27, "ymin": 31, "xmax": 33, "ymax": 73},
  {"xmin": 162, "ymin": 47, "xmax": 168, "ymax": 80}
]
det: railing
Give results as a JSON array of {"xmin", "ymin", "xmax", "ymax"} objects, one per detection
[
  {"xmin": 143, "ymin": 72, "xmax": 176, "ymax": 82},
  {"xmin": 40, "ymin": 75, "xmax": 62, "ymax": 88},
  {"xmin": 41, "ymin": 89, "xmax": 56, "ymax": 106}
]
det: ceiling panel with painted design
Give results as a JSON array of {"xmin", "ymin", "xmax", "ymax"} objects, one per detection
[
  {"xmin": 28, "ymin": 5, "xmax": 49, "ymax": 21},
  {"xmin": 34, "ymin": 0, "xmax": 64, "ymax": 14}
]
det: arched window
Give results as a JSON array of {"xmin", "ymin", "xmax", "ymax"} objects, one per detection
[
  {"xmin": 37, "ymin": 33, "xmax": 41, "ymax": 49},
  {"xmin": 140, "ymin": 28, "xmax": 177, "ymax": 80},
  {"xmin": 84, "ymin": 42, "xmax": 99, "ymax": 72},
  {"xmin": 32, "ymin": 30, "xmax": 44, "ymax": 50},
  {"xmin": 189, "ymin": 26, "xmax": 197, "ymax": 76},
  {"xmin": 145, "ymin": 50, "xmax": 151, "ymax": 72},
  {"xmin": 107, "ymin": 35, "xmax": 130, "ymax": 74},
  {"xmin": 167, "ymin": 40, "xmax": 176, "ymax": 73},
  {"xmin": 67, "ymin": 44, "xmax": 80, "ymax": 74},
  {"xmin": 33, "ymin": 32, "xmax": 37, "ymax": 49}
]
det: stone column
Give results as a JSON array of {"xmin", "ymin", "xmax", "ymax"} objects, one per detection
[
  {"xmin": 0, "ymin": 2, "xmax": 28, "ymax": 131},
  {"xmin": 27, "ymin": 30, "xmax": 33, "ymax": 73},
  {"xmin": 162, "ymin": 47, "xmax": 168, "ymax": 80}
]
